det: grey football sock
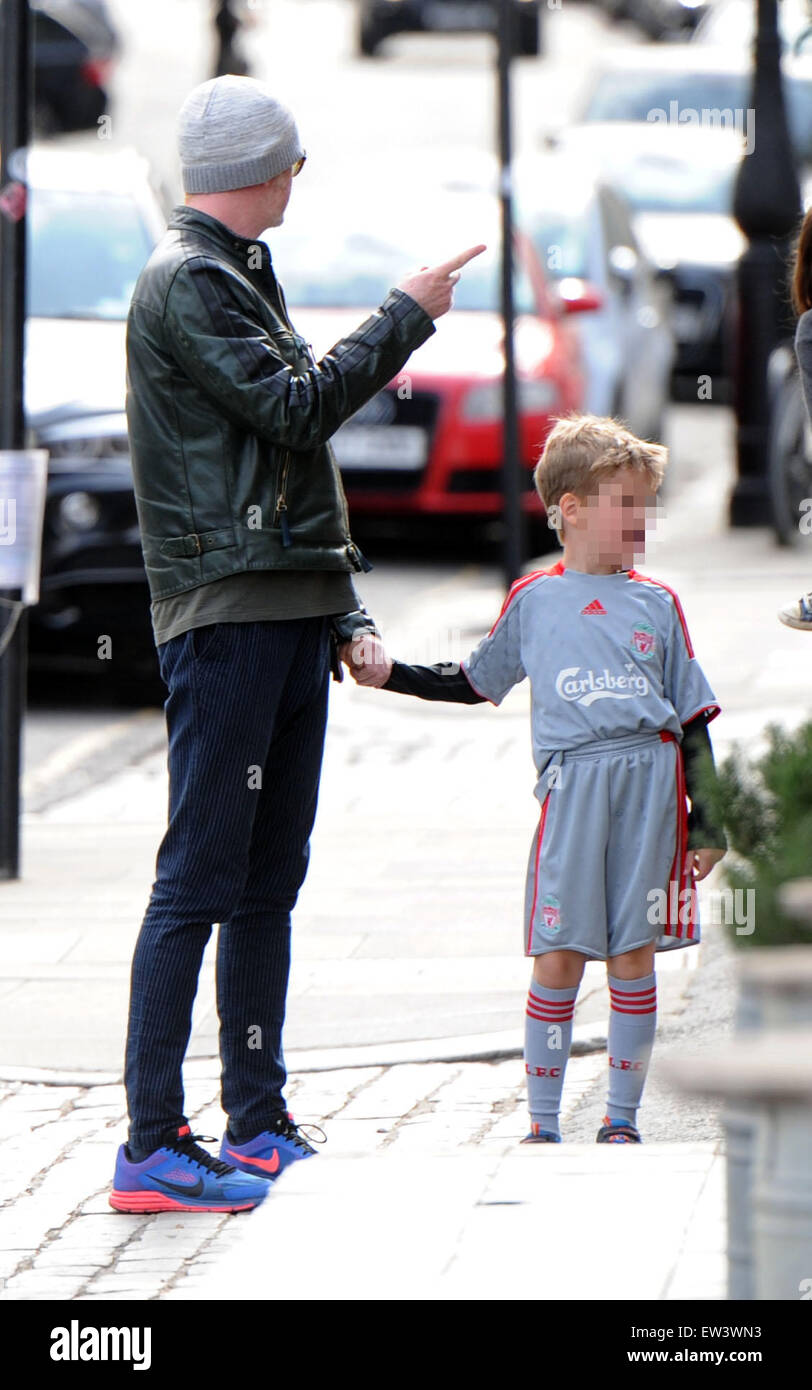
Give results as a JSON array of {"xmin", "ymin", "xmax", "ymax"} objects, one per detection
[
  {"xmin": 524, "ymin": 980, "xmax": 578, "ymax": 1137},
  {"xmin": 605, "ymin": 972, "xmax": 657, "ymax": 1126}
]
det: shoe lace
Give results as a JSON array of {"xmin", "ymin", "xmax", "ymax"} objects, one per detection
[
  {"xmin": 164, "ymin": 1131, "xmax": 236, "ymax": 1176},
  {"xmin": 274, "ymin": 1114, "xmax": 327, "ymax": 1152}
]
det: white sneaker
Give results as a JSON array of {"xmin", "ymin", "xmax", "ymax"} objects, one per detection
[{"xmin": 778, "ymin": 594, "xmax": 812, "ymax": 630}]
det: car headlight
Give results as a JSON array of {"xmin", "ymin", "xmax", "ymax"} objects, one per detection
[
  {"xmin": 58, "ymin": 492, "xmax": 102, "ymax": 531},
  {"xmin": 461, "ymin": 378, "xmax": 559, "ymax": 422}
]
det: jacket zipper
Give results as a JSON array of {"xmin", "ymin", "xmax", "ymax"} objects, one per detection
[{"xmin": 274, "ymin": 449, "xmax": 292, "ymax": 547}]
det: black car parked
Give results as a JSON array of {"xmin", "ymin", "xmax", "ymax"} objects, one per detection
[
  {"xmin": 358, "ymin": 0, "xmax": 543, "ymax": 57},
  {"xmin": 32, "ymin": 0, "xmax": 120, "ymax": 135}
]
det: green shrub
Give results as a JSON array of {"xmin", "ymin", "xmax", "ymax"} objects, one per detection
[{"xmin": 697, "ymin": 721, "xmax": 812, "ymax": 947}]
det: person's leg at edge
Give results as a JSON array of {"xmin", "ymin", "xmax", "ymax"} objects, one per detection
[
  {"xmin": 603, "ymin": 941, "xmax": 657, "ymax": 1140},
  {"xmin": 523, "ymin": 949, "xmax": 587, "ymax": 1140},
  {"xmin": 216, "ymin": 617, "xmax": 331, "ymax": 1147},
  {"xmin": 123, "ymin": 623, "xmax": 299, "ymax": 1159}
]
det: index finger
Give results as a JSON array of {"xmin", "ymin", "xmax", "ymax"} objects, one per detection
[{"xmin": 435, "ymin": 243, "xmax": 487, "ymax": 275}]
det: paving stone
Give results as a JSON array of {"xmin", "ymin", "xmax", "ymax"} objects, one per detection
[
  {"xmin": 2, "ymin": 1270, "xmax": 87, "ymax": 1297},
  {"xmin": 287, "ymin": 1067, "xmax": 384, "ymax": 1122},
  {"xmin": 71, "ymin": 1085, "xmax": 124, "ymax": 1105},
  {"xmin": 114, "ymin": 1255, "xmax": 184, "ymax": 1270},
  {"xmin": 336, "ymin": 1063, "xmax": 453, "ymax": 1122},
  {"xmin": 30, "ymin": 1244, "xmax": 114, "ymax": 1270},
  {"xmin": 86, "ymin": 1273, "xmax": 169, "ymax": 1292},
  {"xmin": 76, "ymin": 1284, "xmax": 153, "ymax": 1295},
  {"xmin": 39, "ymin": 1214, "xmax": 136, "ymax": 1251},
  {"xmin": 0, "ymin": 1251, "xmax": 28, "ymax": 1281},
  {"xmin": 0, "ymin": 1088, "xmax": 83, "ymax": 1111},
  {"xmin": 302, "ymin": 1116, "xmax": 391, "ymax": 1156}
]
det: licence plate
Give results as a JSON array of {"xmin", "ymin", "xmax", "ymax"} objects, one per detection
[
  {"xmin": 422, "ymin": 3, "xmax": 495, "ymax": 31},
  {"xmin": 331, "ymin": 425, "xmax": 428, "ymax": 471}
]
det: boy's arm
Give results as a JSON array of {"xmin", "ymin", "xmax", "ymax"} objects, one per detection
[
  {"xmin": 347, "ymin": 586, "xmax": 527, "ymax": 703},
  {"xmin": 681, "ymin": 714, "xmax": 727, "ymax": 851},
  {"xmin": 382, "ymin": 660, "xmax": 487, "ymax": 704},
  {"xmin": 660, "ymin": 592, "xmax": 725, "ymax": 853}
]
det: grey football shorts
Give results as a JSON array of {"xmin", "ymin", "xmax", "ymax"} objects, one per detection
[{"xmin": 524, "ymin": 730, "xmax": 699, "ymax": 960}]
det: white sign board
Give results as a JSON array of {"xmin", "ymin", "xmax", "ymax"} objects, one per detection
[{"xmin": 0, "ymin": 450, "xmax": 49, "ymax": 604}]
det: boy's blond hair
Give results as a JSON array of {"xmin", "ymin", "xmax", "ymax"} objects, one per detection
[{"xmin": 534, "ymin": 413, "xmax": 668, "ymax": 538}]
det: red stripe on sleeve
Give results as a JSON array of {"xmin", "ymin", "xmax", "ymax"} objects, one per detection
[{"xmin": 487, "ymin": 561, "xmax": 564, "ymax": 637}]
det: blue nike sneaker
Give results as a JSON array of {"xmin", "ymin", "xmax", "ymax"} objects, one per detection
[
  {"xmin": 110, "ymin": 1123, "xmax": 271, "ymax": 1213},
  {"xmin": 220, "ymin": 1112, "xmax": 324, "ymax": 1180}
]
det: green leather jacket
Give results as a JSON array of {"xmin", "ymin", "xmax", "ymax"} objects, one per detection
[{"xmin": 126, "ymin": 206, "xmax": 436, "ymax": 601}]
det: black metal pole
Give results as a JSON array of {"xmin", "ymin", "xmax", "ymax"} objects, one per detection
[
  {"xmin": 213, "ymin": 0, "xmax": 249, "ymax": 78},
  {"xmin": 0, "ymin": 0, "xmax": 31, "ymax": 880},
  {"xmin": 496, "ymin": 0, "xmax": 524, "ymax": 588},
  {"xmin": 729, "ymin": 0, "xmax": 802, "ymax": 525}
]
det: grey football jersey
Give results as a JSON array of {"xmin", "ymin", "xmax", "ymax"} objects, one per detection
[{"xmin": 462, "ymin": 562, "xmax": 719, "ymax": 771}]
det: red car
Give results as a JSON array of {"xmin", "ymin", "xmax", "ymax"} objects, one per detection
[{"xmin": 271, "ymin": 190, "xmax": 589, "ymax": 543}]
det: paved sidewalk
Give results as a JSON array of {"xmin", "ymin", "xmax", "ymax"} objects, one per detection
[
  {"xmin": 0, "ymin": 920, "xmax": 732, "ymax": 1302},
  {"xmin": 0, "ymin": 1047, "xmax": 725, "ymax": 1302},
  {"xmin": 5, "ymin": 404, "xmax": 808, "ymax": 1300},
  {"xmin": 179, "ymin": 1143, "xmax": 724, "ymax": 1303}
]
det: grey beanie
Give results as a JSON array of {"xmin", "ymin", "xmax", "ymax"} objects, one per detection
[{"xmin": 178, "ymin": 76, "xmax": 305, "ymax": 194}]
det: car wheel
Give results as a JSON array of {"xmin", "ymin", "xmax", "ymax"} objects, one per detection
[{"xmin": 358, "ymin": 21, "xmax": 380, "ymax": 56}]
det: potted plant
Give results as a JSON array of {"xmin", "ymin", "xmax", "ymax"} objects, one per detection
[
  {"xmin": 692, "ymin": 720, "xmax": 812, "ymax": 1298},
  {"xmin": 700, "ymin": 718, "xmax": 812, "ymax": 958}
]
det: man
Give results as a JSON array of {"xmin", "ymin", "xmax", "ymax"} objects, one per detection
[{"xmin": 109, "ymin": 74, "xmax": 484, "ymax": 1213}]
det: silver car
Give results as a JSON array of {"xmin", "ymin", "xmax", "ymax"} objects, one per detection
[
  {"xmin": 512, "ymin": 151, "xmax": 675, "ymax": 440},
  {"xmin": 23, "ymin": 146, "xmax": 166, "ymax": 684}
]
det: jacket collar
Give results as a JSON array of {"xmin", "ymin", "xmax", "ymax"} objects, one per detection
[{"xmin": 167, "ymin": 205, "xmax": 273, "ymax": 271}]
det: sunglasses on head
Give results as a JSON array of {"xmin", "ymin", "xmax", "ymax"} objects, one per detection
[{"xmin": 291, "ymin": 153, "xmax": 306, "ymax": 177}]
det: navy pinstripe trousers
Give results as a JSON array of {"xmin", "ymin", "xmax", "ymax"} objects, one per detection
[{"xmin": 124, "ymin": 617, "xmax": 331, "ymax": 1152}]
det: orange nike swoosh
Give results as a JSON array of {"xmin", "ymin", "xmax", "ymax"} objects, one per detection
[{"xmin": 226, "ymin": 1147, "xmax": 281, "ymax": 1174}]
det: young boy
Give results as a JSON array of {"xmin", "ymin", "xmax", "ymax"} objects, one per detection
[{"xmin": 348, "ymin": 413, "xmax": 726, "ymax": 1144}]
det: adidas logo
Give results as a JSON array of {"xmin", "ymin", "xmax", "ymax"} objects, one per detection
[{"xmin": 581, "ymin": 600, "xmax": 607, "ymax": 615}]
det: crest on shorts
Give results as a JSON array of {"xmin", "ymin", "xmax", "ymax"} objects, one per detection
[
  {"xmin": 540, "ymin": 894, "xmax": 561, "ymax": 933},
  {"xmin": 631, "ymin": 623, "xmax": 656, "ymax": 660}
]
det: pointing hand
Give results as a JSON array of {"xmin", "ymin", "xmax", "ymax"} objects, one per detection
[{"xmin": 398, "ymin": 243, "xmax": 487, "ymax": 320}]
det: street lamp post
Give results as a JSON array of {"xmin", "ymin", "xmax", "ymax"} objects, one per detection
[
  {"xmin": 0, "ymin": 0, "xmax": 31, "ymax": 881},
  {"xmin": 213, "ymin": 0, "xmax": 250, "ymax": 78},
  {"xmin": 496, "ymin": 0, "xmax": 525, "ymax": 589},
  {"xmin": 729, "ymin": 0, "xmax": 803, "ymax": 526}
]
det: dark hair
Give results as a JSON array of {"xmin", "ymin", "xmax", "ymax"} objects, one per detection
[{"xmin": 791, "ymin": 206, "xmax": 812, "ymax": 316}]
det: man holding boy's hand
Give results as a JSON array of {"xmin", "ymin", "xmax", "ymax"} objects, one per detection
[{"xmin": 111, "ymin": 70, "xmax": 486, "ymax": 1215}]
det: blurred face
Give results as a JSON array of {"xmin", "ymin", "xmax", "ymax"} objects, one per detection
[{"xmin": 562, "ymin": 465, "xmax": 658, "ymax": 569}]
